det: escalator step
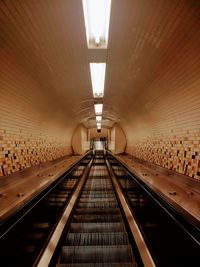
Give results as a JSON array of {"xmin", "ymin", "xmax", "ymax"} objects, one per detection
[
  {"xmin": 69, "ymin": 223, "xmax": 126, "ymax": 233},
  {"xmin": 61, "ymin": 245, "xmax": 135, "ymax": 264},
  {"xmin": 58, "ymin": 263, "xmax": 136, "ymax": 266},
  {"xmin": 64, "ymin": 232, "xmax": 129, "ymax": 246},
  {"xmin": 72, "ymin": 215, "xmax": 123, "ymax": 223}
]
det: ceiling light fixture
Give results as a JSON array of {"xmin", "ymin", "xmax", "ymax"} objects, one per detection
[
  {"xmin": 94, "ymin": 103, "xmax": 103, "ymax": 115},
  {"xmin": 90, "ymin": 63, "xmax": 106, "ymax": 98},
  {"xmin": 96, "ymin": 115, "xmax": 102, "ymax": 122},
  {"xmin": 97, "ymin": 122, "xmax": 101, "ymax": 128},
  {"xmin": 82, "ymin": 0, "xmax": 111, "ymax": 48}
]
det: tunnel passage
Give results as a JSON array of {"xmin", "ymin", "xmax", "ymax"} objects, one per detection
[
  {"xmin": 71, "ymin": 124, "xmax": 127, "ymax": 156},
  {"xmin": 0, "ymin": 0, "xmax": 199, "ymax": 180}
]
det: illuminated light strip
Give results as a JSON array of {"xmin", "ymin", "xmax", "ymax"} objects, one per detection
[
  {"xmin": 82, "ymin": 0, "xmax": 111, "ymax": 48},
  {"xmin": 96, "ymin": 115, "xmax": 102, "ymax": 122},
  {"xmin": 94, "ymin": 103, "xmax": 103, "ymax": 115},
  {"xmin": 97, "ymin": 122, "xmax": 101, "ymax": 128},
  {"xmin": 90, "ymin": 63, "xmax": 106, "ymax": 98}
]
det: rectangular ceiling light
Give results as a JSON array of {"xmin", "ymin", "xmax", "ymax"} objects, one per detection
[
  {"xmin": 82, "ymin": 0, "xmax": 111, "ymax": 48},
  {"xmin": 97, "ymin": 122, "xmax": 101, "ymax": 128},
  {"xmin": 94, "ymin": 103, "xmax": 103, "ymax": 115},
  {"xmin": 96, "ymin": 115, "xmax": 102, "ymax": 122},
  {"xmin": 90, "ymin": 63, "xmax": 106, "ymax": 98}
]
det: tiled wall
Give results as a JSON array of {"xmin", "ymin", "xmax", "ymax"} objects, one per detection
[
  {"xmin": 125, "ymin": 83, "xmax": 200, "ymax": 179},
  {"xmin": 0, "ymin": 50, "xmax": 74, "ymax": 177},
  {"xmin": 123, "ymin": 2, "xmax": 200, "ymax": 180},
  {"xmin": 0, "ymin": 129, "xmax": 72, "ymax": 176},
  {"xmin": 126, "ymin": 130, "xmax": 200, "ymax": 179},
  {"xmin": 124, "ymin": 72, "xmax": 200, "ymax": 179},
  {"xmin": 0, "ymin": 100, "xmax": 73, "ymax": 177}
]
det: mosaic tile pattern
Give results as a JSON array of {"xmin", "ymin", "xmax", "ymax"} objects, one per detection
[
  {"xmin": 126, "ymin": 130, "xmax": 200, "ymax": 180},
  {"xmin": 0, "ymin": 130, "xmax": 72, "ymax": 176}
]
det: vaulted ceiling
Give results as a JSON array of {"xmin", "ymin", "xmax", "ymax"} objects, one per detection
[{"xmin": 0, "ymin": 0, "xmax": 199, "ymax": 131}]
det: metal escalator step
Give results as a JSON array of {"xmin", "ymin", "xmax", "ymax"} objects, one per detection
[
  {"xmin": 79, "ymin": 195, "xmax": 115, "ymax": 199},
  {"xmin": 60, "ymin": 245, "xmax": 135, "ymax": 264},
  {"xmin": 74, "ymin": 208, "xmax": 121, "ymax": 215},
  {"xmin": 45, "ymin": 197, "xmax": 68, "ymax": 202},
  {"xmin": 42, "ymin": 202, "xmax": 66, "ymax": 207},
  {"xmin": 58, "ymin": 263, "xmax": 136, "ymax": 266},
  {"xmin": 77, "ymin": 202, "xmax": 118, "ymax": 208},
  {"xmin": 30, "ymin": 222, "xmax": 51, "ymax": 229},
  {"xmin": 72, "ymin": 215, "xmax": 123, "ymax": 223},
  {"xmin": 64, "ymin": 232, "xmax": 129, "ymax": 246},
  {"xmin": 69, "ymin": 223, "xmax": 126, "ymax": 233},
  {"xmin": 78, "ymin": 198, "xmax": 116, "ymax": 203},
  {"xmin": 22, "ymin": 232, "xmax": 44, "ymax": 241}
]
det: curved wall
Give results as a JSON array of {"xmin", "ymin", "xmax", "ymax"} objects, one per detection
[
  {"xmin": 0, "ymin": 52, "xmax": 75, "ymax": 177},
  {"xmin": 109, "ymin": 124, "xmax": 126, "ymax": 154},
  {"xmin": 71, "ymin": 125, "xmax": 90, "ymax": 155},
  {"xmin": 122, "ymin": 28, "xmax": 200, "ymax": 179}
]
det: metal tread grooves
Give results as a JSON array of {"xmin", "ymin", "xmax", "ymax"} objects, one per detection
[
  {"xmin": 61, "ymin": 245, "xmax": 134, "ymax": 263},
  {"xmin": 58, "ymin": 264, "xmax": 135, "ymax": 267},
  {"xmin": 58, "ymin": 159, "xmax": 137, "ymax": 267}
]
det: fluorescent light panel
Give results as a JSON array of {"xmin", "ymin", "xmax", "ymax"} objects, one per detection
[
  {"xmin": 90, "ymin": 63, "xmax": 106, "ymax": 98},
  {"xmin": 94, "ymin": 103, "xmax": 103, "ymax": 115},
  {"xmin": 97, "ymin": 122, "xmax": 101, "ymax": 127},
  {"xmin": 82, "ymin": 0, "xmax": 111, "ymax": 48},
  {"xmin": 96, "ymin": 116, "xmax": 102, "ymax": 122}
]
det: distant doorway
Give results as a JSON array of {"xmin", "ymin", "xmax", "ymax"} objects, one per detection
[{"xmin": 92, "ymin": 137, "xmax": 107, "ymax": 151}]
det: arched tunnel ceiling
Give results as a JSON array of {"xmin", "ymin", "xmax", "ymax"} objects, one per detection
[{"xmin": 0, "ymin": 0, "xmax": 199, "ymax": 131}]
